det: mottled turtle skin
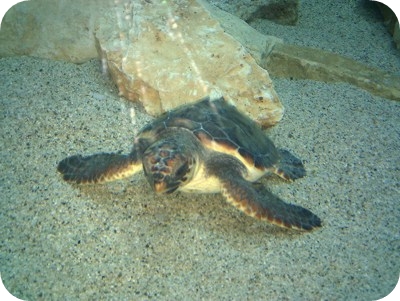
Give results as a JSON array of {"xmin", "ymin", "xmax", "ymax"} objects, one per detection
[{"xmin": 57, "ymin": 97, "xmax": 321, "ymax": 230}]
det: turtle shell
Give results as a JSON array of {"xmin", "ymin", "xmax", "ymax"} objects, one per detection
[{"xmin": 137, "ymin": 97, "xmax": 279, "ymax": 170}]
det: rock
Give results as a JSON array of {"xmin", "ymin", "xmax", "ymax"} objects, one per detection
[
  {"xmin": 200, "ymin": 0, "xmax": 283, "ymax": 65},
  {"xmin": 206, "ymin": 1, "xmax": 399, "ymax": 101},
  {"xmin": 376, "ymin": 2, "xmax": 400, "ymax": 49},
  {"xmin": 208, "ymin": 0, "xmax": 299, "ymax": 25},
  {"xmin": 0, "ymin": 0, "xmax": 109, "ymax": 63},
  {"xmin": 394, "ymin": 22, "xmax": 400, "ymax": 50},
  {"xmin": 1, "ymin": 0, "xmax": 398, "ymax": 104},
  {"xmin": 96, "ymin": 0, "xmax": 283, "ymax": 127},
  {"xmin": 263, "ymin": 42, "xmax": 400, "ymax": 101}
]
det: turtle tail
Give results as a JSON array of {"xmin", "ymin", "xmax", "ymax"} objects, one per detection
[{"xmin": 57, "ymin": 152, "xmax": 141, "ymax": 184}]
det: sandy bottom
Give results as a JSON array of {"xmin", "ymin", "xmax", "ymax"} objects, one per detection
[{"xmin": 1, "ymin": 1, "xmax": 399, "ymax": 300}]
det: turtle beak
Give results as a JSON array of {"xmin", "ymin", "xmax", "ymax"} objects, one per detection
[
  {"xmin": 153, "ymin": 179, "xmax": 179, "ymax": 194},
  {"xmin": 154, "ymin": 181, "xmax": 167, "ymax": 193},
  {"xmin": 144, "ymin": 168, "xmax": 180, "ymax": 194}
]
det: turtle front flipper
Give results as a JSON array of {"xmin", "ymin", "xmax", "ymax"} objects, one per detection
[
  {"xmin": 206, "ymin": 155, "xmax": 321, "ymax": 231},
  {"xmin": 57, "ymin": 152, "xmax": 141, "ymax": 184},
  {"xmin": 222, "ymin": 180, "xmax": 321, "ymax": 231}
]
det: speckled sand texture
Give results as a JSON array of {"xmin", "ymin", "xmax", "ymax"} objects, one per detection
[{"xmin": 1, "ymin": 1, "xmax": 399, "ymax": 300}]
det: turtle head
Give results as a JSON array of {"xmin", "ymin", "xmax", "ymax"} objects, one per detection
[{"xmin": 142, "ymin": 138, "xmax": 196, "ymax": 194}]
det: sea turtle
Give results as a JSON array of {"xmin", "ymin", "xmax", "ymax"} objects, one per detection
[{"xmin": 57, "ymin": 97, "xmax": 321, "ymax": 231}]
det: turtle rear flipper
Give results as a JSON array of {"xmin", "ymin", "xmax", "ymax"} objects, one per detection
[{"xmin": 57, "ymin": 152, "xmax": 141, "ymax": 184}]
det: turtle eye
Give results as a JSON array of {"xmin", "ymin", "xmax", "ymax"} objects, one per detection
[{"xmin": 175, "ymin": 161, "xmax": 189, "ymax": 181}]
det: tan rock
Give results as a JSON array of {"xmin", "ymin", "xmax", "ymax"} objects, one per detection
[
  {"xmin": 200, "ymin": 0, "xmax": 283, "ymax": 65},
  {"xmin": 263, "ymin": 43, "xmax": 400, "ymax": 101},
  {"xmin": 0, "ymin": 0, "xmax": 109, "ymax": 63},
  {"xmin": 96, "ymin": 0, "xmax": 283, "ymax": 127},
  {"xmin": 2, "ymin": 0, "xmax": 397, "ymax": 107}
]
